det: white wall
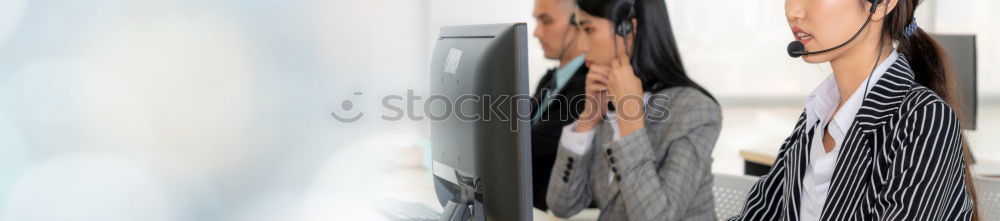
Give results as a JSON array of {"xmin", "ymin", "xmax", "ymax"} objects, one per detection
[{"xmin": 933, "ymin": 0, "xmax": 999, "ymax": 96}]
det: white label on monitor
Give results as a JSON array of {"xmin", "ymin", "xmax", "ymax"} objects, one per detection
[{"xmin": 444, "ymin": 48, "xmax": 462, "ymax": 75}]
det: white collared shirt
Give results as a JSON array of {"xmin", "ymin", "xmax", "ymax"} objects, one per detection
[{"xmin": 799, "ymin": 50, "xmax": 898, "ymax": 220}]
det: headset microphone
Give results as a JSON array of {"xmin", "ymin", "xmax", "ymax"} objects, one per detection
[
  {"xmin": 790, "ymin": 0, "xmax": 891, "ymax": 124},
  {"xmin": 787, "ymin": 0, "xmax": 882, "ymax": 58}
]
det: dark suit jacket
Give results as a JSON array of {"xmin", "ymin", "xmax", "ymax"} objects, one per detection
[{"xmin": 531, "ymin": 65, "xmax": 588, "ymax": 211}]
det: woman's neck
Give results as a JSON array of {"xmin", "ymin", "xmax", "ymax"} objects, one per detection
[{"xmin": 829, "ymin": 39, "xmax": 893, "ymax": 106}]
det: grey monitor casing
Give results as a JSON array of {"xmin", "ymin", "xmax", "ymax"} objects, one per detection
[
  {"xmin": 931, "ymin": 34, "xmax": 977, "ymax": 130},
  {"xmin": 429, "ymin": 23, "xmax": 532, "ymax": 221}
]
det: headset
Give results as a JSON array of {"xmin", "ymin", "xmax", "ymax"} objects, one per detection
[
  {"xmin": 614, "ymin": 4, "xmax": 634, "ymax": 37},
  {"xmin": 788, "ymin": 0, "xmax": 891, "ymax": 131},
  {"xmin": 611, "ymin": 0, "xmax": 638, "ymax": 64},
  {"xmin": 613, "ymin": 0, "xmax": 636, "ymax": 50},
  {"xmin": 786, "ymin": 0, "xmax": 883, "ymax": 58},
  {"xmin": 557, "ymin": 14, "xmax": 581, "ymax": 61},
  {"xmin": 605, "ymin": 0, "xmax": 637, "ymax": 112}
]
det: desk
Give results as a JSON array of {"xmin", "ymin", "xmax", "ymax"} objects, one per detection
[
  {"xmin": 974, "ymin": 160, "xmax": 1000, "ymax": 178},
  {"xmin": 738, "ymin": 146, "xmax": 779, "ymax": 176}
]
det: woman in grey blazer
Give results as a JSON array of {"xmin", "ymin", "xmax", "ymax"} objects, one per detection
[{"xmin": 545, "ymin": 0, "xmax": 721, "ymax": 220}]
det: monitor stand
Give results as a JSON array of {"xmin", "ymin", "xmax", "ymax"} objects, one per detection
[{"xmin": 440, "ymin": 187, "xmax": 484, "ymax": 221}]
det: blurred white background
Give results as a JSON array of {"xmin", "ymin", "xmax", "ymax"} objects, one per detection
[{"xmin": 0, "ymin": 0, "xmax": 995, "ymax": 220}]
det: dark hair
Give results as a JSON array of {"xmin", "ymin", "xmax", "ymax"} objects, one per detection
[
  {"xmin": 877, "ymin": 0, "xmax": 978, "ymax": 218},
  {"xmin": 576, "ymin": 0, "xmax": 714, "ymax": 101}
]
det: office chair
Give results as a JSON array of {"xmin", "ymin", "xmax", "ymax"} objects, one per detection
[{"xmin": 712, "ymin": 173, "xmax": 759, "ymax": 220}]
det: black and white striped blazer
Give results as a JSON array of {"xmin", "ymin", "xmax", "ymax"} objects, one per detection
[{"xmin": 729, "ymin": 56, "xmax": 975, "ymax": 220}]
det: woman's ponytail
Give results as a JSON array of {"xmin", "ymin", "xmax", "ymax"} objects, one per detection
[
  {"xmin": 898, "ymin": 27, "xmax": 957, "ymax": 108},
  {"xmin": 884, "ymin": 0, "xmax": 979, "ymax": 219}
]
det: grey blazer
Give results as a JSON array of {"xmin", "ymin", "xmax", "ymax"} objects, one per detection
[{"xmin": 546, "ymin": 87, "xmax": 722, "ymax": 221}]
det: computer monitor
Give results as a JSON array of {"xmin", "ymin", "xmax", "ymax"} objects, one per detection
[
  {"xmin": 428, "ymin": 23, "xmax": 532, "ymax": 221},
  {"xmin": 931, "ymin": 34, "xmax": 977, "ymax": 130}
]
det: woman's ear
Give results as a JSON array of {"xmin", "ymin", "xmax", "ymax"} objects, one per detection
[{"xmin": 872, "ymin": 0, "xmax": 899, "ymax": 21}]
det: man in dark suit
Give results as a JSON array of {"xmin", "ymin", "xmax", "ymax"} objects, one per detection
[{"xmin": 530, "ymin": 0, "xmax": 588, "ymax": 211}]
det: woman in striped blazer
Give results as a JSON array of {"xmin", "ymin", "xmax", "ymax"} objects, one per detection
[{"xmin": 729, "ymin": 0, "xmax": 978, "ymax": 220}]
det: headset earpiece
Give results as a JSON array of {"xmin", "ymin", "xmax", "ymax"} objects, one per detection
[
  {"xmin": 868, "ymin": 0, "xmax": 882, "ymax": 12},
  {"xmin": 556, "ymin": 13, "xmax": 580, "ymax": 61},
  {"xmin": 615, "ymin": 21, "xmax": 632, "ymax": 37},
  {"xmin": 614, "ymin": 0, "xmax": 635, "ymax": 37}
]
